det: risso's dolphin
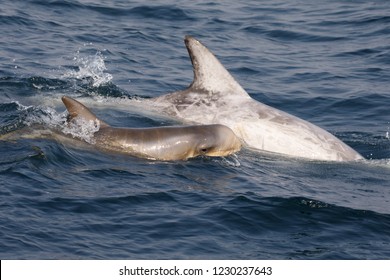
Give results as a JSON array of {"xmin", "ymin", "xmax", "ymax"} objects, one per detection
[
  {"xmin": 59, "ymin": 96, "xmax": 241, "ymax": 160},
  {"xmin": 152, "ymin": 36, "xmax": 364, "ymax": 162}
]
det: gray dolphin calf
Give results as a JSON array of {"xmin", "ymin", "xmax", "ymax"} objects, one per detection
[
  {"xmin": 60, "ymin": 96, "xmax": 241, "ymax": 160},
  {"xmin": 152, "ymin": 36, "xmax": 364, "ymax": 162},
  {"xmin": 0, "ymin": 97, "xmax": 241, "ymax": 161}
]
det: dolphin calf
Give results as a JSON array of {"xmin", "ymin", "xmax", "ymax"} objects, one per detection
[
  {"xmin": 0, "ymin": 97, "xmax": 241, "ymax": 161},
  {"xmin": 152, "ymin": 36, "xmax": 364, "ymax": 162},
  {"xmin": 50, "ymin": 96, "xmax": 240, "ymax": 160}
]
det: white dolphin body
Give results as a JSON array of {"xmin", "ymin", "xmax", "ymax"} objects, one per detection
[{"xmin": 152, "ymin": 36, "xmax": 364, "ymax": 162}]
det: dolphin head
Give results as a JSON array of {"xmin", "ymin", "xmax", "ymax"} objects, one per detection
[{"xmin": 194, "ymin": 124, "xmax": 242, "ymax": 157}]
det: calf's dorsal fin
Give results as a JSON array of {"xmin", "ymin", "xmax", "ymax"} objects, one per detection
[{"xmin": 61, "ymin": 96, "xmax": 109, "ymax": 127}]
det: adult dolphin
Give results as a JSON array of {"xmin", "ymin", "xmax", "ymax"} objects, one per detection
[
  {"xmin": 152, "ymin": 36, "xmax": 364, "ymax": 162},
  {"xmin": 59, "ymin": 96, "xmax": 241, "ymax": 161}
]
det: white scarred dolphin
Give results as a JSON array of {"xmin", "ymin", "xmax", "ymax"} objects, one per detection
[{"xmin": 152, "ymin": 36, "xmax": 364, "ymax": 162}]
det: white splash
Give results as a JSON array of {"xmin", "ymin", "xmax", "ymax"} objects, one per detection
[
  {"xmin": 63, "ymin": 49, "xmax": 113, "ymax": 87},
  {"xmin": 214, "ymin": 154, "xmax": 241, "ymax": 167},
  {"xmin": 23, "ymin": 106, "xmax": 65, "ymax": 128},
  {"xmin": 9, "ymin": 101, "xmax": 100, "ymax": 145},
  {"xmin": 14, "ymin": 101, "xmax": 33, "ymax": 111},
  {"xmin": 61, "ymin": 117, "xmax": 100, "ymax": 144}
]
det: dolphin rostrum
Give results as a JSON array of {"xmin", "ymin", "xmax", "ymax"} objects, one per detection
[
  {"xmin": 60, "ymin": 96, "xmax": 241, "ymax": 160},
  {"xmin": 152, "ymin": 36, "xmax": 364, "ymax": 162}
]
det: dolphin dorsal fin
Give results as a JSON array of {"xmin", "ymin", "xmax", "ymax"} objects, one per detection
[
  {"xmin": 61, "ymin": 96, "xmax": 109, "ymax": 127},
  {"xmin": 184, "ymin": 36, "xmax": 250, "ymax": 98}
]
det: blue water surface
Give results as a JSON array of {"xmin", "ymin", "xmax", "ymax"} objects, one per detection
[{"xmin": 1, "ymin": 0, "xmax": 390, "ymax": 259}]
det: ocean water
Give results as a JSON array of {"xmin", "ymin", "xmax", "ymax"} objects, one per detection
[{"xmin": 1, "ymin": 0, "xmax": 390, "ymax": 259}]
